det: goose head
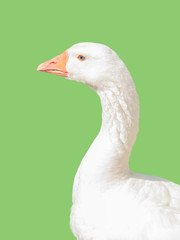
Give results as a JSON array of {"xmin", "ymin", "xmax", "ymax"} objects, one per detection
[
  {"xmin": 37, "ymin": 42, "xmax": 126, "ymax": 91},
  {"xmin": 37, "ymin": 42, "xmax": 139, "ymax": 153}
]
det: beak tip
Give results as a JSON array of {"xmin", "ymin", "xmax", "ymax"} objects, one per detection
[{"xmin": 37, "ymin": 64, "xmax": 43, "ymax": 71}]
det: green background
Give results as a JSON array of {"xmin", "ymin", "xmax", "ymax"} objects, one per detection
[{"xmin": 1, "ymin": 1, "xmax": 180, "ymax": 239}]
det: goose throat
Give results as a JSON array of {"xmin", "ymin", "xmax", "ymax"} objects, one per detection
[
  {"xmin": 98, "ymin": 82, "xmax": 139, "ymax": 156},
  {"xmin": 79, "ymin": 79, "xmax": 139, "ymax": 182}
]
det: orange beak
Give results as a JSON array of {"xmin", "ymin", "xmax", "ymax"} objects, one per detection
[{"xmin": 37, "ymin": 50, "xmax": 68, "ymax": 77}]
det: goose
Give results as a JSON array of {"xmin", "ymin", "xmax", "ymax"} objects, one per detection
[{"xmin": 37, "ymin": 42, "xmax": 180, "ymax": 240}]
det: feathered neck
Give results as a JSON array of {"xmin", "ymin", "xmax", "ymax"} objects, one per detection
[
  {"xmin": 79, "ymin": 69, "xmax": 139, "ymax": 183},
  {"xmin": 98, "ymin": 76, "xmax": 139, "ymax": 155}
]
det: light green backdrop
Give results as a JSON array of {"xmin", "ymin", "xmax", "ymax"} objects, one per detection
[{"xmin": 0, "ymin": 1, "xmax": 180, "ymax": 239}]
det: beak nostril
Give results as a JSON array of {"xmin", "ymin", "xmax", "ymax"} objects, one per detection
[{"xmin": 50, "ymin": 61, "xmax": 57, "ymax": 64}]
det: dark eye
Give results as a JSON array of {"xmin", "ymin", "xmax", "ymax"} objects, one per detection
[{"xmin": 77, "ymin": 55, "xmax": 86, "ymax": 61}]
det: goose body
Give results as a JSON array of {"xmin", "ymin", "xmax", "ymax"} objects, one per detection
[{"xmin": 37, "ymin": 42, "xmax": 180, "ymax": 240}]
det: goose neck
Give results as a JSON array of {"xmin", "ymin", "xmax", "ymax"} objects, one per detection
[{"xmin": 98, "ymin": 80, "xmax": 139, "ymax": 159}]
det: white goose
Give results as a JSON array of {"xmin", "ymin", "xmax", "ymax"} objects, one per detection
[{"xmin": 37, "ymin": 42, "xmax": 180, "ymax": 240}]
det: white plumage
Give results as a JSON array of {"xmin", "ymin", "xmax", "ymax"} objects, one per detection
[{"xmin": 38, "ymin": 42, "xmax": 180, "ymax": 240}]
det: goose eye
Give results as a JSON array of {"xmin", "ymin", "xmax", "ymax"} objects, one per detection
[{"xmin": 77, "ymin": 55, "xmax": 86, "ymax": 61}]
